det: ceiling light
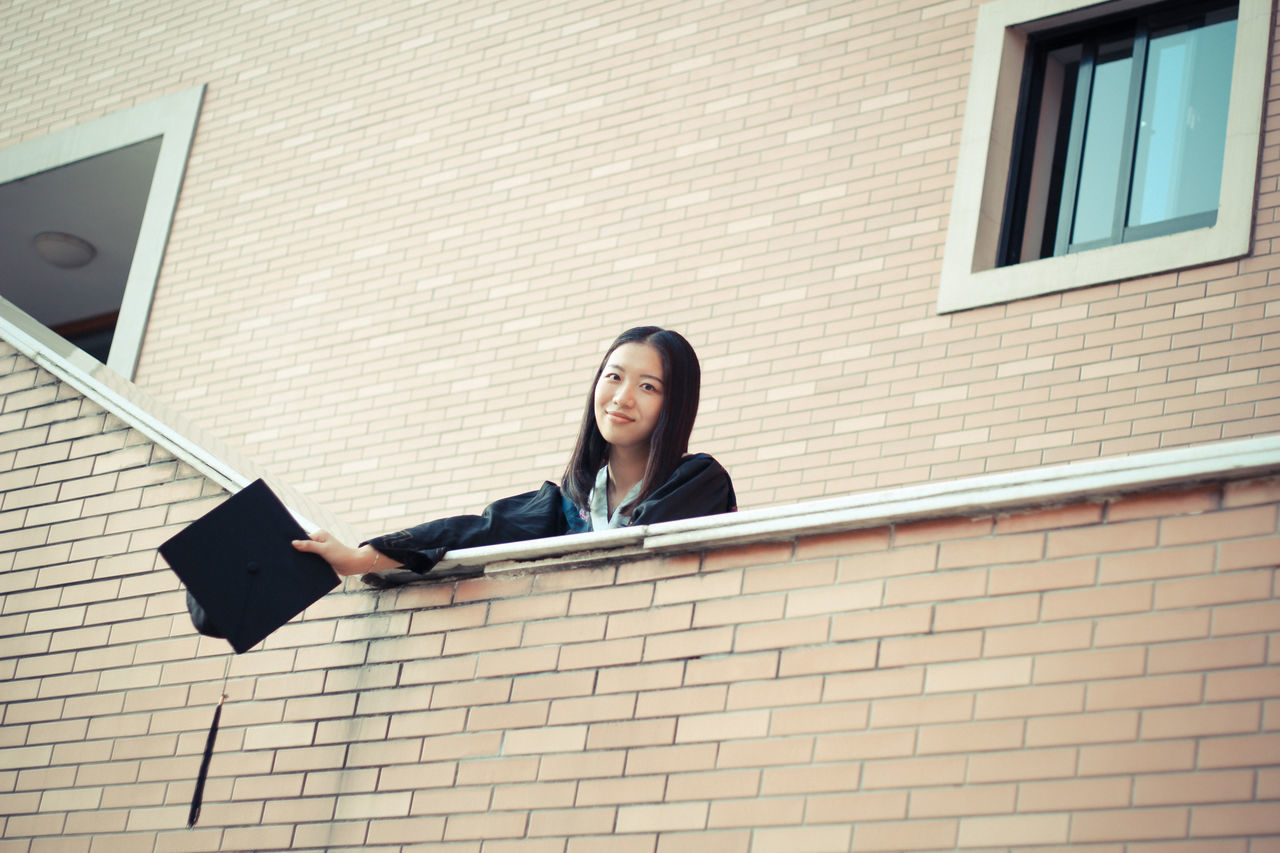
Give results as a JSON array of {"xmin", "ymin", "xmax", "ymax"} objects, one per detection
[{"xmin": 32, "ymin": 231, "xmax": 96, "ymax": 269}]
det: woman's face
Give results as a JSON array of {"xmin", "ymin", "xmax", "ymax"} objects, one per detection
[{"xmin": 594, "ymin": 342, "xmax": 665, "ymax": 452}]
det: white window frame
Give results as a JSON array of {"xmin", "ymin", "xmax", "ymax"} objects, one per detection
[
  {"xmin": 937, "ymin": 0, "xmax": 1269, "ymax": 313},
  {"xmin": 0, "ymin": 85, "xmax": 205, "ymax": 377}
]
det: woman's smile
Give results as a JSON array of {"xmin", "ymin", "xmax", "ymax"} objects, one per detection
[{"xmin": 594, "ymin": 342, "xmax": 665, "ymax": 450}]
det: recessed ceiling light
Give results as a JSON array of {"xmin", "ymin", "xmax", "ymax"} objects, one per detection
[{"xmin": 32, "ymin": 231, "xmax": 97, "ymax": 269}]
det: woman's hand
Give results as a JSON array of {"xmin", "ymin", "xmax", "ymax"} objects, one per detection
[{"xmin": 292, "ymin": 531, "xmax": 397, "ymax": 577}]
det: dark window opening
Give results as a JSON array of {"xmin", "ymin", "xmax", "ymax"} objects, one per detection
[{"xmin": 0, "ymin": 137, "xmax": 162, "ymax": 363}]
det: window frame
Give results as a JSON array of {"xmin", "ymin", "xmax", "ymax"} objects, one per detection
[
  {"xmin": 0, "ymin": 86, "xmax": 205, "ymax": 377},
  {"xmin": 937, "ymin": 0, "xmax": 1269, "ymax": 314}
]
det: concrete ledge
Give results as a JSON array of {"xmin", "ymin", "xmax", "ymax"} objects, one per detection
[{"xmin": 366, "ymin": 433, "xmax": 1280, "ymax": 584}]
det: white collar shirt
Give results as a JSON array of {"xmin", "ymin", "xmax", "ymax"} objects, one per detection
[{"xmin": 589, "ymin": 465, "xmax": 642, "ymax": 531}]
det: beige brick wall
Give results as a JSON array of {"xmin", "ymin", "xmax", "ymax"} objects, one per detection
[
  {"xmin": 4, "ymin": 0, "xmax": 1278, "ymax": 534},
  {"xmin": 2, "ymin": 342, "xmax": 1278, "ymax": 851}
]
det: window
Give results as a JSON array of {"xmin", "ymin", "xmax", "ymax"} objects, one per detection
[
  {"xmin": 1003, "ymin": 2, "xmax": 1237, "ymax": 264},
  {"xmin": 938, "ymin": 0, "xmax": 1268, "ymax": 313},
  {"xmin": 0, "ymin": 86, "xmax": 204, "ymax": 376}
]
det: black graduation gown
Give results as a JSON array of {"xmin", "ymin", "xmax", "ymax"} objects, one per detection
[
  {"xmin": 186, "ymin": 454, "xmax": 735, "ymax": 637},
  {"xmin": 368, "ymin": 452, "xmax": 736, "ymax": 574}
]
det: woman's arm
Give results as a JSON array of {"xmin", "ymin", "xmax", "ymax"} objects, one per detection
[
  {"xmin": 364, "ymin": 481, "xmax": 571, "ymax": 574},
  {"xmin": 292, "ymin": 531, "xmax": 405, "ymax": 577}
]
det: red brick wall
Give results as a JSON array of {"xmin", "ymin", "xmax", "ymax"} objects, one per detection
[{"xmin": 3, "ymin": 343, "xmax": 1278, "ymax": 851}]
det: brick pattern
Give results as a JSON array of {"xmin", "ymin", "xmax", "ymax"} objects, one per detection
[
  {"xmin": 6, "ymin": 1, "xmax": 1280, "ymax": 533},
  {"xmin": 3, "ymin": 348, "xmax": 1279, "ymax": 851}
]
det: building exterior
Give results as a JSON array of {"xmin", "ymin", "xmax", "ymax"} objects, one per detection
[
  {"xmin": 6, "ymin": 0, "xmax": 1279, "ymax": 528},
  {"xmin": 2, "ymin": 0, "xmax": 1279, "ymax": 850}
]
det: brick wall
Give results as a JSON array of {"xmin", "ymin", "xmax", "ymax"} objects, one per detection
[
  {"xmin": 3, "ymin": 341, "xmax": 1279, "ymax": 852},
  {"xmin": 5, "ymin": 0, "xmax": 1279, "ymax": 533}
]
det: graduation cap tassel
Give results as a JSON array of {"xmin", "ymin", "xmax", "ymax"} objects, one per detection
[
  {"xmin": 189, "ymin": 653, "xmax": 232, "ymax": 829},
  {"xmin": 188, "ymin": 693, "xmax": 223, "ymax": 828}
]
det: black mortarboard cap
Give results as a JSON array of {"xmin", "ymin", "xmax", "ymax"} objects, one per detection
[{"xmin": 160, "ymin": 479, "xmax": 339, "ymax": 654}]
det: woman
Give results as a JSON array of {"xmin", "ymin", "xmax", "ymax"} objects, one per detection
[
  {"xmin": 293, "ymin": 326, "xmax": 735, "ymax": 578},
  {"xmin": 179, "ymin": 327, "xmax": 735, "ymax": 828}
]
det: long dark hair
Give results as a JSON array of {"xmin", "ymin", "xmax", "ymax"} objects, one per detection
[{"xmin": 562, "ymin": 326, "xmax": 702, "ymax": 512}]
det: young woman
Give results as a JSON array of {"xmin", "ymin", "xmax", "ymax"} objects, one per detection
[
  {"xmin": 294, "ymin": 326, "xmax": 733, "ymax": 578},
  {"xmin": 180, "ymin": 327, "xmax": 735, "ymax": 829},
  {"xmin": 187, "ymin": 327, "xmax": 734, "ymax": 637}
]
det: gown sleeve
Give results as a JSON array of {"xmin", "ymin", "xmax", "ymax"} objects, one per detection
[
  {"xmin": 369, "ymin": 454, "xmax": 734, "ymax": 573},
  {"xmin": 365, "ymin": 480, "xmax": 571, "ymax": 574},
  {"xmin": 187, "ymin": 458, "xmax": 732, "ymax": 637},
  {"xmin": 628, "ymin": 453, "xmax": 737, "ymax": 526}
]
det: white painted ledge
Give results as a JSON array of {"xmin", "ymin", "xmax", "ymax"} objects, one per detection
[{"xmin": 365, "ymin": 433, "xmax": 1280, "ymax": 584}]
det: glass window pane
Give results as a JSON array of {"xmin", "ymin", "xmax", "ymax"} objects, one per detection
[
  {"xmin": 1129, "ymin": 17, "xmax": 1236, "ymax": 226},
  {"xmin": 1071, "ymin": 54, "xmax": 1132, "ymax": 245}
]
